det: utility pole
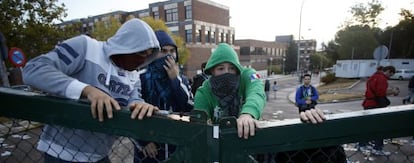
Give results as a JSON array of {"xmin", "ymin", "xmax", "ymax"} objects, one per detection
[{"xmin": 297, "ymin": 0, "xmax": 305, "ymax": 82}]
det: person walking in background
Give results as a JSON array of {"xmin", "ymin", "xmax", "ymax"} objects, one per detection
[
  {"xmin": 359, "ymin": 65, "xmax": 400, "ymax": 156},
  {"xmin": 22, "ymin": 18, "xmax": 160, "ymax": 162},
  {"xmin": 191, "ymin": 62, "xmax": 208, "ymax": 96},
  {"xmin": 134, "ymin": 30, "xmax": 193, "ymax": 163},
  {"xmin": 275, "ymin": 73, "xmax": 346, "ymax": 163},
  {"xmin": 264, "ymin": 79, "xmax": 270, "ymax": 101},
  {"xmin": 295, "ymin": 74, "xmax": 319, "ymax": 112},
  {"xmin": 402, "ymin": 75, "xmax": 414, "ymax": 104},
  {"xmin": 194, "ymin": 43, "xmax": 265, "ymax": 140},
  {"xmin": 272, "ymin": 81, "xmax": 278, "ymax": 99}
]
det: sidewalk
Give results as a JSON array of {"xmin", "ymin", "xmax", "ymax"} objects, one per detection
[{"xmin": 262, "ymin": 74, "xmax": 325, "ymax": 121}]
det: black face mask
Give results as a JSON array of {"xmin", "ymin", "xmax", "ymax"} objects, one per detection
[
  {"xmin": 210, "ymin": 73, "xmax": 241, "ymax": 118},
  {"xmin": 147, "ymin": 54, "xmax": 172, "ymax": 75},
  {"xmin": 210, "ymin": 73, "xmax": 240, "ymax": 97}
]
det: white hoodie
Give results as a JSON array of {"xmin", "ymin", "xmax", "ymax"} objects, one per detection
[{"xmin": 23, "ymin": 18, "xmax": 160, "ymax": 162}]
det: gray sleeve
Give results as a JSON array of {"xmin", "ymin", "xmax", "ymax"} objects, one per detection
[
  {"xmin": 22, "ymin": 36, "xmax": 89, "ymax": 99},
  {"xmin": 128, "ymin": 78, "xmax": 144, "ymax": 105}
]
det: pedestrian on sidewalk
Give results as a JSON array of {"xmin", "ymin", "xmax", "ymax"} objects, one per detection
[
  {"xmin": 402, "ymin": 75, "xmax": 414, "ymax": 104},
  {"xmin": 359, "ymin": 65, "xmax": 400, "ymax": 156},
  {"xmin": 272, "ymin": 81, "xmax": 278, "ymax": 99},
  {"xmin": 275, "ymin": 73, "xmax": 346, "ymax": 163},
  {"xmin": 264, "ymin": 79, "xmax": 270, "ymax": 101},
  {"xmin": 295, "ymin": 74, "xmax": 319, "ymax": 113}
]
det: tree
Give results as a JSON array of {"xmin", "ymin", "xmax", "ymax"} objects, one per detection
[
  {"xmin": 378, "ymin": 9, "xmax": 414, "ymax": 58},
  {"xmin": 309, "ymin": 52, "xmax": 332, "ymax": 71},
  {"xmin": 349, "ymin": 0, "xmax": 384, "ymax": 28},
  {"xmin": 92, "ymin": 16, "xmax": 121, "ymax": 41},
  {"xmin": 285, "ymin": 41, "xmax": 298, "ymax": 74},
  {"xmin": 322, "ymin": 41, "xmax": 340, "ymax": 63},
  {"xmin": 0, "ymin": 0, "xmax": 67, "ymax": 60},
  {"xmin": 334, "ymin": 25, "xmax": 380, "ymax": 60},
  {"xmin": 140, "ymin": 16, "xmax": 190, "ymax": 65}
]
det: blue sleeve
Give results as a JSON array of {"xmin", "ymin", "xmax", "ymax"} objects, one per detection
[
  {"xmin": 169, "ymin": 75, "xmax": 194, "ymax": 112},
  {"xmin": 295, "ymin": 86, "xmax": 306, "ymax": 105},
  {"xmin": 311, "ymin": 86, "xmax": 319, "ymax": 102}
]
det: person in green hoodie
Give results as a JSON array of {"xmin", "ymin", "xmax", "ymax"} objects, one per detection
[{"xmin": 194, "ymin": 43, "xmax": 265, "ymax": 139}]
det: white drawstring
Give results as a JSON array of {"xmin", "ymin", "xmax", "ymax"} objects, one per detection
[{"xmin": 105, "ymin": 64, "xmax": 112, "ymax": 86}]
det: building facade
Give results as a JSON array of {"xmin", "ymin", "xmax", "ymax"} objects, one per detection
[
  {"xmin": 234, "ymin": 39, "xmax": 288, "ymax": 75},
  {"xmin": 58, "ymin": 0, "xmax": 235, "ymax": 78},
  {"xmin": 296, "ymin": 39, "xmax": 316, "ymax": 71}
]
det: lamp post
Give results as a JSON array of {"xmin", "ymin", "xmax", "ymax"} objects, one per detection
[
  {"xmin": 283, "ymin": 57, "xmax": 286, "ymax": 75},
  {"xmin": 269, "ymin": 57, "xmax": 273, "ymax": 76},
  {"xmin": 297, "ymin": 0, "xmax": 305, "ymax": 82}
]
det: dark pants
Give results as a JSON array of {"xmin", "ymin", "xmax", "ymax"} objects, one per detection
[
  {"xmin": 359, "ymin": 106, "xmax": 384, "ymax": 150},
  {"xmin": 44, "ymin": 153, "xmax": 110, "ymax": 163}
]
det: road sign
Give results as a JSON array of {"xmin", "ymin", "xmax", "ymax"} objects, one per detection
[
  {"xmin": 373, "ymin": 45, "xmax": 388, "ymax": 60},
  {"xmin": 8, "ymin": 47, "xmax": 26, "ymax": 67}
]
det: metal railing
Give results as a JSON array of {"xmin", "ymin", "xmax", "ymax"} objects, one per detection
[{"xmin": 0, "ymin": 87, "xmax": 414, "ymax": 162}]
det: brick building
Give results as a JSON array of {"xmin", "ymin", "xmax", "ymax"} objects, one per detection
[
  {"xmin": 234, "ymin": 39, "xmax": 288, "ymax": 75},
  {"xmin": 59, "ymin": 0, "xmax": 235, "ymax": 78}
]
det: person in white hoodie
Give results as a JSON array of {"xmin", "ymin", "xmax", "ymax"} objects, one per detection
[{"xmin": 23, "ymin": 18, "xmax": 160, "ymax": 162}]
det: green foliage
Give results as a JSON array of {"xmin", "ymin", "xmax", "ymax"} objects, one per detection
[
  {"xmin": 321, "ymin": 73, "xmax": 337, "ymax": 84},
  {"xmin": 334, "ymin": 25, "xmax": 380, "ymax": 60},
  {"xmin": 285, "ymin": 41, "xmax": 298, "ymax": 73},
  {"xmin": 377, "ymin": 9, "xmax": 414, "ymax": 58},
  {"xmin": 349, "ymin": 0, "xmax": 384, "ymax": 27},
  {"xmin": 92, "ymin": 16, "xmax": 121, "ymax": 41},
  {"xmin": 309, "ymin": 52, "xmax": 333, "ymax": 71},
  {"xmin": 0, "ymin": 0, "xmax": 67, "ymax": 61}
]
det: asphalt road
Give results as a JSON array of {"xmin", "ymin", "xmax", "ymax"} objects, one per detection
[{"xmin": 261, "ymin": 75, "xmax": 410, "ymax": 121}]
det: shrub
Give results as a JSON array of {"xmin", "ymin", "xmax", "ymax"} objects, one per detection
[{"xmin": 321, "ymin": 73, "xmax": 336, "ymax": 84}]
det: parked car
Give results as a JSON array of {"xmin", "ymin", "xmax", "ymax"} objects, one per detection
[{"xmin": 390, "ymin": 69, "xmax": 414, "ymax": 80}]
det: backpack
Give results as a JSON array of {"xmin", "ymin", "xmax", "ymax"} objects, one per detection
[{"xmin": 191, "ymin": 73, "xmax": 208, "ymax": 95}]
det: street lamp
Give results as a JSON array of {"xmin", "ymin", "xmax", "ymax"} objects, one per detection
[
  {"xmin": 269, "ymin": 57, "xmax": 273, "ymax": 76},
  {"xmin": 297, "ymin": 0, "xmax": 305, "ymax": 82},
  {"xmin": 283, "ymin": 57, "xmax": 286, "ymax": 75}
]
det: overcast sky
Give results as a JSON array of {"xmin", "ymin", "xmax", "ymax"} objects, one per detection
[{"xmin": 59, "ymin": 0, "xmax": 413, "ymax": 48}]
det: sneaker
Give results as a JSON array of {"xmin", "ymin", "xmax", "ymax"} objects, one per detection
[{"xmin": 372, "ymin": 149, "xmax": 391, "ymax": 156}]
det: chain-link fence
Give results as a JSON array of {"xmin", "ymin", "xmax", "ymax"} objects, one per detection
[{"xmin": 1, "ymin": 87, "xmax": 414, "ymax": 162}]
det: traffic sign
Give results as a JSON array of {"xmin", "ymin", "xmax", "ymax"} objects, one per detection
[
  {"xmin": 8, "ymin": 47, "xmax": 26, "ymax": 67},
  {"xmin": 373, "ymin": 45, "xmax": 388, "ymax": 60}
]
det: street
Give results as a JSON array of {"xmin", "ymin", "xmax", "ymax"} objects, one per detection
[{"xmin": 262, "ymin": 75, "xmax": 409, "ymax": 121}]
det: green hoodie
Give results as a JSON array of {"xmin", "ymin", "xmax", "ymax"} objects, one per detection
[{"xmin": 194, "ymin": 43, "xmax": 266, "ymax": 121}]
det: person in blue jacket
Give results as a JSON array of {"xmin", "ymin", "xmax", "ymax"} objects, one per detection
[
  {"xmin": 134, "ymin": 30, "xmax": 193, "ymax": 163},
  {"xmin": 295, "ymin": 73, "xmax": 319, "ymax": 113}
]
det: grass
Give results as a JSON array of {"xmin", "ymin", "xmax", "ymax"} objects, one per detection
[{"xmin": 317, "ymin": 79, "xmax": 364, "ymax": 103}]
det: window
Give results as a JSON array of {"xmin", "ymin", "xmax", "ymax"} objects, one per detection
[
  {"xmin": 220, "ymin": 33, "xmax": 224, "ymax": 42},
  {"xmin": 165, "ymin": 8, "xmax": 178, "ymax": 22},
  {"xmin": 185, "ymin": 29, "xmax": 192, "ymax": 43},
  {"xmin": 185, "ymin": 5, "xmax": 192, "ymax": 19},
  {"xmin": 211, "ymin": 31, "xmax": 216, "ymax": 43},
  {"xmin": 205, "ymin": 31, "xmax": 210, "ymax": 43},
  {"xmin": 240, "ymin": 47, "xmax": 250, "ymax": 55},
  {"xmin": 153, "ymin": 11, "xmax": 159, "ymax": 20},
  {"xmin": 195, "ymin": 29, "xmax": 202, "ymax": 43}
]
